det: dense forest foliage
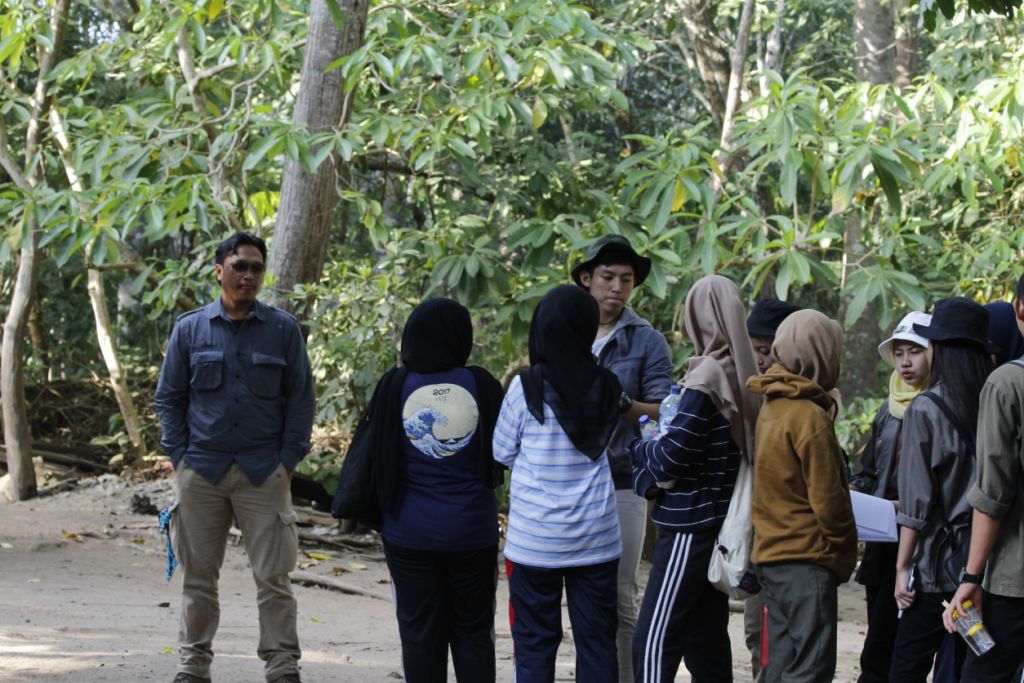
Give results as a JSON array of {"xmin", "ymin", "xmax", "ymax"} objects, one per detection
[{"xmin": 1, "ymin": 0, "xmax": 1023, "ymax": 497}]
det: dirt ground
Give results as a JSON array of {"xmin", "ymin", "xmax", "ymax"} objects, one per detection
[{"xmin": 0, "ymin": 474, "xmax": 869, "ymax": 682}]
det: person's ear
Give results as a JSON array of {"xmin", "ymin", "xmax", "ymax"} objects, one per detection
[
  {"xmin": 579, "ymin": 270, "xmax": 592, "ymax": 288},
  {"xmin": 215, "ymin": 263, "xmax": 223, "ymax": 284},
  {"xmin": 1015, "ymin": 298, "xmax": 1024, "ymax": 323}
]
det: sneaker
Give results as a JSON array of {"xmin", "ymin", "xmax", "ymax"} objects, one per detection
[{"xmin": 172, "ymin": 674, "xmax": 211, "ymax": 683}]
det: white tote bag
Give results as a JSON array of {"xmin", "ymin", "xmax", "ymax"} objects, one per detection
[{"xmin": 707, "ymin": 453, "xmax": 757, "ymax": 600}]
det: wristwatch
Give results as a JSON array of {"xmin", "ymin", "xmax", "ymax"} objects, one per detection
[
  {"xmin": 618, "ymin": 391, "xmax": 633, "ymax": 414},
  {"xmin": 958, "ymin": 567, "xmax": 984, "ymax": 585}
]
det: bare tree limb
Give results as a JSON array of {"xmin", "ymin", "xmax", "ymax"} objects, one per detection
[
  {"xmin": 719, "ymin": 0, "xmax": 756, "ymax": 156},
  {"xmin": 24, "ymin": 0, "xmax": 73, "ymax": 171},
  {"xmin": 759, "ymin": 0, "xmax": 786, "ymax": 97},
  {"xmin": 195, "ymin": 60, "xmax": 239, "ymax": 83},
  {"xmin": 0, "ymin": 120, "xmax": 33, "ymax": 192},
  {"xmin": 711, "ymin": 0, "xmax": 757, "ymax": 196}
]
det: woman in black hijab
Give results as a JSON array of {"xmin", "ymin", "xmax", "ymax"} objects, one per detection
[
  {"xmin": 520, "ymin": 285, "xmax": 623, "ymax": 458},
  {"xmin": 494, "ymin": 285, "xmax": 625, "ymax": 683},
  {"xmin": 367, "ymin": 298, "xmax": 504, "ymax": 683}
]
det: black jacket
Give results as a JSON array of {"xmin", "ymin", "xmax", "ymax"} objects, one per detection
[
  {"xmin": 850, "ymin": 400, "xmax": 903, "ymax": 500},
  {"xmin": 851, "ymin": 399, "xmax": 903, "ymax": 586}
]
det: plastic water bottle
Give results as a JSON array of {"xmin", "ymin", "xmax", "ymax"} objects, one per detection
[
  {"xmin": 949, "ymin": 600, "xmax": 996, "ymax": 656},
  {"xmin": 658, "ymin": 385, "xmax": 682, "ymax": 436},
  {"xmin": 639, "ymin": 415, "xmax": 659, "ymax": 440}
]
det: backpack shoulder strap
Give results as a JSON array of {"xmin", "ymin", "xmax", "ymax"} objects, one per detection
[{"xmin": 919, "ymin": 391, "xmax": 975, "ymax": 458}]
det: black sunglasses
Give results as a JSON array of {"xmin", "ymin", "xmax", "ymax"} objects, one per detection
[{"xmin": 228, "ymin": 260, "xmax": 266, "ymax": 275}]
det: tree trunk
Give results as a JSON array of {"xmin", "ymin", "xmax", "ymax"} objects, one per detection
[
  {"xmin": 893, "ymin": 0, "xmax": 918, "ymax": 88},
  {"xmin": 839, "ymin": 2, "xmax": 896, "ymax": 403},
  {"xmin": 27, "ymin": 286, "xmax": 54, "ymax": 380},
  {"xmin": 675, "ymin": 0, "xmax": 731, "ymax": 131},
  {"xmin": 854, "ymin": 0, "xmax": 895, "ymax": 84},
  {"xmin": 0, "ymin": 0, "xmax": 73, "ymax": 501},
  {"xmin": 838, "ymin": 212, "xmax": 883, "ymax": 403},
  {"xmin": 1, "ymin": 230, "xmax": 39, "ymax": 500},
  {"xmin": 267, "ymin": 0, "xmax": 369, "ymax": 315},
  {"xmin": 87, "ymin": 269, "xmax": 147, "ymax": 460}
]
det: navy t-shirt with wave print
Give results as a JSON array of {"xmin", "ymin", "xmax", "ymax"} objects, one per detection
[{"xmin": 380, "ymin": 367, "xmax": 499, "ymax": 551}]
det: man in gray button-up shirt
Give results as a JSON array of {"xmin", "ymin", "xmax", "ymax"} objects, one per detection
[
  {"xmin": 943, "ymin": 279, "xmax": 1024, "ymax": 682},
  {"xmin": 155, "ymin": 232, "xmax": 315, "ymax": 683}
]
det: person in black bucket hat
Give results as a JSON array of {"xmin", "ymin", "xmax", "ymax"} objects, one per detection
[
  {"xmin": 913, "ymin": 296, "xmax": 1000, "ymax": 354},
  {"xmin": 571, "ymin": 234, "xmax": 653, "ymax": 288},
  {"xmin": 890, "ymin": 295, "xmax": 996, "ymax": 682},
  {"xmin": 571, "ymin": 234, "xmax": 672, "ymax": 683}
]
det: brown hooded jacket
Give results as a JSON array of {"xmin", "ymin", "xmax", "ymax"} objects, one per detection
[{"xmin": 746, "ymin": 310, "xmax": 857, "ymax": 581}]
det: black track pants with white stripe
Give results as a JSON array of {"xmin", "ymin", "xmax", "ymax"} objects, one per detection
[{"xmin": 632, "ymin": 528, "xmax": 732, "ymax": 683}]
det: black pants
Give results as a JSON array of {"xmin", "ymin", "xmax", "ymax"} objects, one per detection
[
  {"xmin": 961, "ymin": 591, "xmax": 1024, "ymax": 683},
  {"xmin": 858, "ymin": 542, "xmax": 900, "ymax": 683},
  {"xmin": 633, "ymin": 529, "xmax": 731, "ymax": 683},
  {"xmin": 383, "ymin": 541, "xmax": 498, "ymax": 683},
  {"xmin": 505, "ymin": 558, "xmax": 619, "ymax": 683},
  {"xmin": 889, "ymin": 591, "xmax": 967, "ymax": 683}
]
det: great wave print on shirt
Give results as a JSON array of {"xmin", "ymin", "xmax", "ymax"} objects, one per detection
[{"xmin": 402, "ymin": 383, "xmax": 479, "ymax": 459}]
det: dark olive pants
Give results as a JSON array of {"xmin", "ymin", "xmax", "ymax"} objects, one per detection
[{"xmin": 759, "ymin": 561, "xmax": 839, "ymax": 683}]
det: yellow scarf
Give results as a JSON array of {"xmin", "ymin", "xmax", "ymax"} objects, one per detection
[{"xmin": 887, "ymin": 369, "xmax": 928, "ymax": 419}]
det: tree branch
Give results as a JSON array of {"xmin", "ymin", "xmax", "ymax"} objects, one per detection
[
  {"xmin": 25, "ymin": 0, "xmax": 73, "ymax": 172},
  {"xmin": 719, "ymin": 0, "xmax": 756, "ymax": 155},
  {"xmin": 368, "ymin": 2, "xmax": 442, "ymax": 38},
  {"xmin": 195, "ymin": 60, "xmax": 239, "ymax": 83},
  {"xmin": 175, "ymin": 25, "xmax": 245, "ymax": 232},
  {"xmin": 0, "ymin": 120, "xmax": 33, "ymax": 192},
  {"xmin": 759, "ymin": 0, "xmax": 786, "ymax": 97},
  {"xmin": 712, "ymin": 0, "xmax": 756, "ymax": 196}
]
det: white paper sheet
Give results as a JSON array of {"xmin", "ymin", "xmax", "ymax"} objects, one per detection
[{"xmin": 850, "ymin": 491, "xmax": 898, "ymax": 542}]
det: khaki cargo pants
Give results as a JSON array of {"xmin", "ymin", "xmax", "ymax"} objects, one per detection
[{"xmin": 170, "ymin": 462, "xmax": 300, "ymax": 681}]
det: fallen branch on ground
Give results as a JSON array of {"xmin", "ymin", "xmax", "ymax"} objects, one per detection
[{"xmin": 289, "ymin": 569, "xmax": 389, "ymax": 601}]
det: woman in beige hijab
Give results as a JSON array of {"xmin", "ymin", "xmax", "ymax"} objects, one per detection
[
  {"xmin": 747, "ymin": 309, "xmax": 858, "ymax": 683},
  {"xmin": 630, "ymin": 275, "xmax": 760, "ymax": 683}
]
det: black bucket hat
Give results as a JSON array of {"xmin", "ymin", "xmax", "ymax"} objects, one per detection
[
  {"xmin": 746, "ymin": 299, "xmax": 803, "ymax": 338},
  {"xmin": 914, "ymin": 297, "xmax": 999, "ymax": 353},
  {"xmin": 571, "ymin": 235, "xmax": 652, "ymax": 288}
]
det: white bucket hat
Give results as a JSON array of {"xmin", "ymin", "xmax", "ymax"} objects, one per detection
[{"xmin": 878, "ymin": 311, "xmax": 932, "ymax": 365}]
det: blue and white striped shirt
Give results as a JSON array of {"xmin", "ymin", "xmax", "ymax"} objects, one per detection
[
  {"xmin": 631, "ymin": 388, "xmax": 740, "ymax": 532},
  {"xmin": 493, "ymin": 376, "xmax": 621, "ymax": 568}
]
